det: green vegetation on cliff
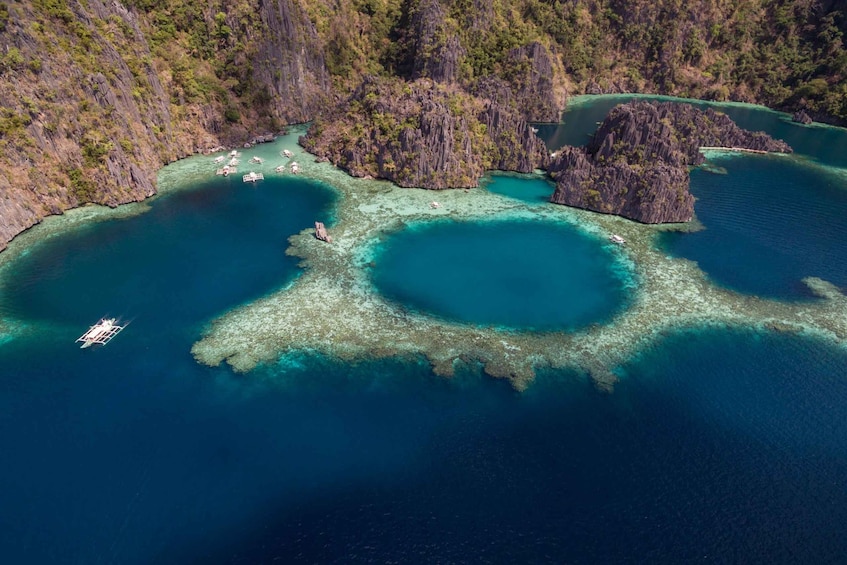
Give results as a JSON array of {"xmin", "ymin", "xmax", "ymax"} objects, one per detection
[
  {"xmin": 0, "ymin": 0, "xmax": 845, "ymax": 249},
  {"xmin": 307, "ymin": 0, "xmax": 846, "ymax": 122},
  {"xmin": 301, "ymin": 77, "xmax": 547, "ymax": 188}
]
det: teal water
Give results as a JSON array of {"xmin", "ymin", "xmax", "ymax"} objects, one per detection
[
  {"xmin": 180, "ymin": 329, "xmax": 847, "ymax": 564},
  {"xmin": 369, "ymin": 219, "xmax": 632, "ymax": 330},
  {"xmin": 481, "ymin": 173, "xmax": 556, "ymax": 204},
  {"xmin": 1, "ymin": 101, "xmax": 847, "ymax": 563}
]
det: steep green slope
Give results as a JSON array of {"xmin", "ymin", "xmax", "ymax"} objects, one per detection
[{"xmin": 0, "ymin": 0, "xmax": 844, "ymax": 249}]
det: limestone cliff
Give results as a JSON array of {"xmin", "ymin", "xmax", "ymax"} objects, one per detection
[
  {"xmin": 407, "ymin": 0, "xmax": 464, "ymax": 84},
  {"xmin": 1, "ymin": 0, "xmax": 844, "ymax": 251},
  {"xmin": 499, "ymin": 42, "xmax": 562, "ymax": 123},
  {"xmin": 548, "ymin": 101, "xmax": 792, "ymax": 223},
  {"xmin": 300, "ymin": 77, "xmax": 547, "ymax": 189},
  {"xmin": 251, "ymin": 0, "xmax": 331, "ymax": 124},
  {"xmin": 385, "ymin": 2, "xmax": 566, "ymax": 124},
  {"xmin": 0, "ymin": 0, "xmax": 327, "ymax": 251}
]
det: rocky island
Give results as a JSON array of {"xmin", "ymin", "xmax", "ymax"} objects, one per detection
[
  {"xmin": 548, "ymin": 101, "xmax": 793, "ymax": 223},
  {"xmin": 300, "ymin": 77, "xmax": 548, "ymax": 189}
]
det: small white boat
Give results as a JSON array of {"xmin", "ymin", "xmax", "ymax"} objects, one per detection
[
  {"xmin": 249, "ymin": 156, "xmax": 263, "ymax": 164},
  {"xmin": 290, "ymin": 163, "xmax": 299, "ymax": 174},
  {"xmin": 214, "ymin": 155, "xmax": 225, "ymax": 164},
  {"xmin": 609, "ymin": 234, "xmax": 626, "ymax": 245},
  {"xmin": 76, "ymin": 318, "xmax": 124, "ymax": 348},
  {"xmin": 430, "ymin": 201, "xmax": 441, "ymax": 209},
  {"xmin": 275, "ymin": 165, "xmax": 285, "ymax": 173},
  {"xmin": 243, "ymin": 171, "xmax": 264, "ymax": 183},
  {"xmin": 230, "ymin": 150, "xmax": 238, "ymax": 157},
  {"xmin": 282, "ymin": 149, "xmax": 293, "ymax": 158}
]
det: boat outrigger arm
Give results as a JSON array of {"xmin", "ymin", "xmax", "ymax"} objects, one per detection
[{"xmin": 76, "ymin": 318, "xmax": 125, "ymax": 348}]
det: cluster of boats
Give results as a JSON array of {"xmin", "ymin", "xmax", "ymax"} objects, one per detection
[{"xmin": 213, "ymin": 148, "xmax": 300, "ymax": 179}]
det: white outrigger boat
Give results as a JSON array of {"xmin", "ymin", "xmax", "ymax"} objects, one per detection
[
  {"xmin": 609, "ymin": 234, "xmax": 627, "ymax": 245},
  {"xmin": 243, "ymin": 171, "xmax": 264, "ymax": 183},
  {"xmin": 76, "ymin": 318, "xmax": 124, "ymax": 348}
]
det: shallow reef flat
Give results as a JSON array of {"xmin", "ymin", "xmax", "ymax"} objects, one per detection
[
  {"xmin": 192, "ymin": 132, "xmax": 847, "ymax": 391},
  {"xmin": 0, "ymin": 319, "xmax": 15, "ymax": 346}
]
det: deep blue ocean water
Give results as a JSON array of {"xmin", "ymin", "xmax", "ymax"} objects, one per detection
[
  {"xmin": 370, "ymin": 219, "xmax": 631, "ymax": 330},
  {"xmin": 1, "ymin": 100, "xmax": 847, "ymax": 563}
]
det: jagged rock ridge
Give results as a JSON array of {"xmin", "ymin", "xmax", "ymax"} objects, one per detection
[
  {"xmin": 300, "ymin": 77, "xmax": 547, "ymax": 189},
  {"xmin": 548, "ymin": 101, "xmax": 792, "ymax": 223}
]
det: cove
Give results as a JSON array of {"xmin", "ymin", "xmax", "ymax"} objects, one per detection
[
  {"xmin": 3, "ymin": 109, "xmax": 847, "ymax": 564},
  {"xmin": 369, "ymin": 218, "xmax": 632, "ymax": 331},
  {"xmin": 659, "ymin": 156, "xmax": 847, "ymax": 299},
  {"xmin": 481, "ymin": 173, "xmax": 556, "ymax": 204},
  {"xmin": 0, "ymin": 174, "xmax": 337, "ymax": 330}
]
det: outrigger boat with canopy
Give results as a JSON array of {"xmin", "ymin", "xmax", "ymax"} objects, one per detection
[{"xmin": 76, "ymin": 318, "xmax": 124, "ymax": 348}]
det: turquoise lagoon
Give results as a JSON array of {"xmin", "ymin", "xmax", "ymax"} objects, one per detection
[
  {"xmin": 369, "ymin": 219, "xmax": 631, "ymax": 331},
  {"xmin": 0, "ymin": 98, "xmax": 846, "ymax": 563}
]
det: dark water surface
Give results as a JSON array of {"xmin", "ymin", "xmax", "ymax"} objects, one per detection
[
  {"xmin": 205, "ymin": 329, "xmax": 847, "ymax": 564},
  {"xmin": 1, "ymin": 101, "xmax": 847, "ymax": 563},
  {"xmin": 660, "ymin": 157, "xmax": 847, "ymax": 298}
]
